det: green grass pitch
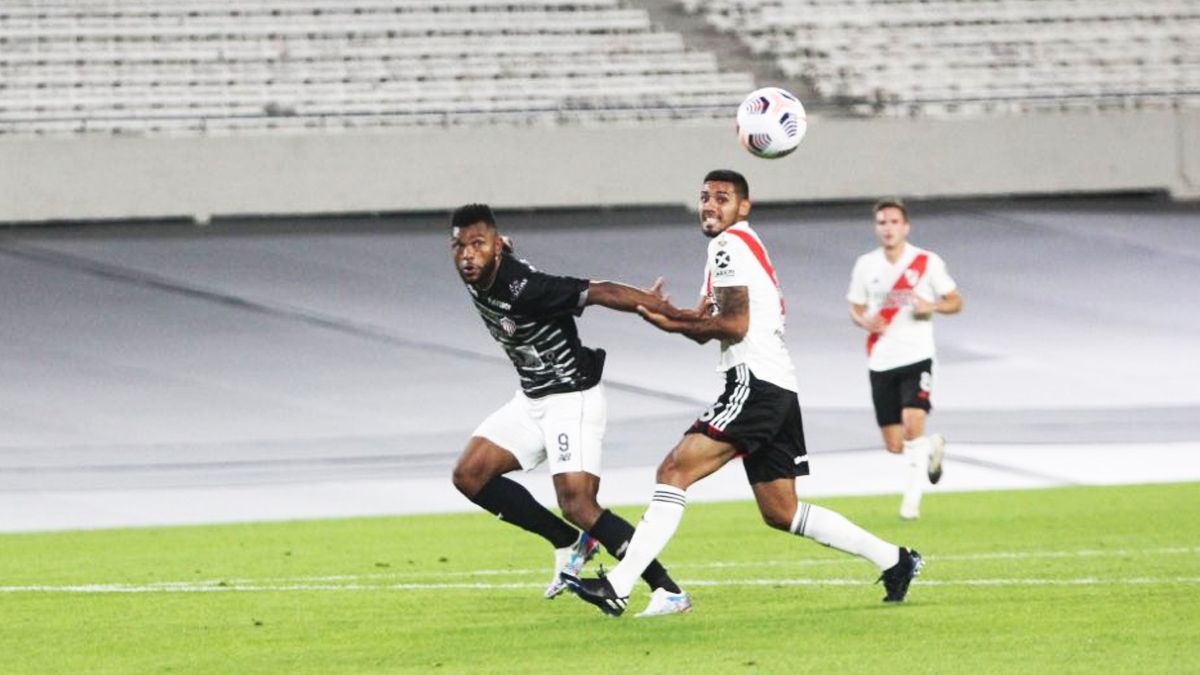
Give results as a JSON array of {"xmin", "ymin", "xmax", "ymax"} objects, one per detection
[{"xmin": 1, "ymin": 482, "xmax": 1197, "ymax": 674}]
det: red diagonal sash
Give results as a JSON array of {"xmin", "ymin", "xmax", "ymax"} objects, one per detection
[
  {"xmin": 867, "ymin": 253, "xmax": 928, "ymax": 355},
  {"xmin": 726, "ymin": 229, "xmax": 785, "ymax": 314}
]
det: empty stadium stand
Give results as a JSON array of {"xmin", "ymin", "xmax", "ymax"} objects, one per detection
[
  {"xmin": 683, "ymin": 0, "xmax": 1200, "ymax": 116},
  {"xmin": 0, "ymin": 0, "xmax": 754, "ymax": 135}
]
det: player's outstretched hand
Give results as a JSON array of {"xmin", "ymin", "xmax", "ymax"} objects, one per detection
[{"xmin": 637, "ymin": 304, "xmax": 676, "ymax": 331}]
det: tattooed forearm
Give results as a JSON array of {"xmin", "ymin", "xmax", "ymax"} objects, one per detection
[{"xmin": 714, "ymin": 286, "xmax": 748, "ymax": 319}]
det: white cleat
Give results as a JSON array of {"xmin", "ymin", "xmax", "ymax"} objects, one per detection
[
  {"xmin": 544, "ymin": 533, "xmax": 600, "ymax": 599},
  {"xmin": 928, "ymin": 433, "xmax": 946, "ymax": 485},
  {"xmin": 635, "ymin": 588, "xmax": 693, "ymax": 618}
]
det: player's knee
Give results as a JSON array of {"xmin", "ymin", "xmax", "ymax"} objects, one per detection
[
  {"xmin": 557, "ymin": 493, "xmax": 600, "ymax": 529},
  {"xmin": 451, "ymin": 459, "xmax": 487, "ymax": 498},
  {"xmin": 655, "ymin": 450, "xmax": 685, "ymax": 484},
  {"xmin": 759, "ymin": 508, "xmax": 792, "ymax": 531}
]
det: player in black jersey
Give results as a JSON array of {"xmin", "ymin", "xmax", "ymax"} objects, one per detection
[{"xmin": 448, "ymin": 203, "xmax": 691, "ymax": 617}]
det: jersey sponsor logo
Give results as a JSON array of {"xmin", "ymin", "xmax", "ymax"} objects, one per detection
[
  {"xmin": 486, "ymin": 297, "xmax": 512, "ymax": 310},
  {"xmin": 867, "ymin": 254, "xmax": 928, "ymax": 355},
  {"xmin": 715, "ymin": 250, "xmax": 731, "ymax": 269},
  {"xmin": 884, "ymin": 289, "xmax": 914, "ymax": 309}
]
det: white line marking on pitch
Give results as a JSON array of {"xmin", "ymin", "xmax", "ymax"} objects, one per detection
[
  {"xmin": 2, "ymin": 546, "xmax": 1195, "ymax": 593},
  {"xmin": 3, "ymin": 577, "xmax": 1200, "ymax": 594},
  {"xmin": 142, "ymin": 545, "xmax": 1200, "ymax": 586}
]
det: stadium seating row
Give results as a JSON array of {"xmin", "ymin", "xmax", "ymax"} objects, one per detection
[
  {"xmin": 0, "ymin": 1, "xmax": 751, "ymax": 135},
  {"xmin": 684, "ymin": 0, "xmax": 1200, "ymax": 115}
]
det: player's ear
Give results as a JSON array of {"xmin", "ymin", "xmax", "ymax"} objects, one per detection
[{"xmin": 738, "ymin": 198, "xmax": 751, "ymax": 219}]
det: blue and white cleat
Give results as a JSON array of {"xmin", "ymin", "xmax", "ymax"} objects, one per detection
[
  {"xmin": 635, "ymin": 588, "xmax": 693, "ymax": 617},
  {"xmin": 544, "ymin": 533, "xmax": 600, "ymax": 599}
]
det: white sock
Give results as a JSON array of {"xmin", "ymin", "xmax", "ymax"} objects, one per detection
[
  {"xmin": 791, "ymin": 501, "xmax": 900, "ymax": 571},
  {"xmin": 605, "ymin": 484, "xmax": 687, "ymax": 597},
  {"xmin": 901, "ymin": 436, "xmax": 932, "ymax": 515},
  {"xmin": 553, "ymin": 545, "xmax": 572, "ymax": 574}
]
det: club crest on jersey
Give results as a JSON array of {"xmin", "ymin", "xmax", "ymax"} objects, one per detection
[
  {"xmin": 499, "ymin": 317, "xmax": 517, "ymax": 337},
  {"xmin": 509, "ymin": 278, "xmax": 528, "ymax": 299}
]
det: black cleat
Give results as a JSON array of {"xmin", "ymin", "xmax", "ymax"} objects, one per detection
[
  {"xmin": 560, "ymin": 572, "xmax": 628, "ymax": 617},
  {"xmin": 878, "ymin": 547, "xmax": 923, "ymax": 603}
]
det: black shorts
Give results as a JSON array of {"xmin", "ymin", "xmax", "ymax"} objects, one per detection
[
  {"xmin": 869, "ymin": 358, "xmax": 934, "ymax": 427},
  {"xmin": 685, "ymin": 364, "xmax": 809, "ymax": 484}
]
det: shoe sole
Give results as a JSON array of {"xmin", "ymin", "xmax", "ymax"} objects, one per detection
[{"xmin": 635, "ymin": 600, "xmax": 693, "ymax": 618}]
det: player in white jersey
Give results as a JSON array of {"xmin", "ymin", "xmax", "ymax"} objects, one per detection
[
  {"xmin": 561, "ymin": 171, "xmax": 923, "ymax": 617},
  {"xmin": 847, "ymin": 199, "xmax": 963, "ymax": 520}
]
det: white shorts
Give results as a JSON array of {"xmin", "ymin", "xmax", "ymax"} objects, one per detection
[{"xmin": 472, "ymin": 384, "xmax": 606, "ymax": 476}]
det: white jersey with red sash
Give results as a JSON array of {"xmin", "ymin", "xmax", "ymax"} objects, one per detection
[
  {"xmin": 700, "ymin": 221, "xmax": 798, "ymax": 392},
  {"xmin": 846, "ymin": 243, "xmax": 957, "ymax": 372}
]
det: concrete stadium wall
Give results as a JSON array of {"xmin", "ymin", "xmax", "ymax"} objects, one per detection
[{"xmin": 1, "ymin": 108, "xmax": 1196, "ymax": 223}]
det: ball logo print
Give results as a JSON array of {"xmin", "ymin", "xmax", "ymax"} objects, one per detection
[{"xmin": 736, "ymin": 87, "xmax": 807, "ymax": 159}]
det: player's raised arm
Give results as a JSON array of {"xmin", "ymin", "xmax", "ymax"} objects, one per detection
[{"xmin": 584, "ymin": 277, "xmax": 671, "ymax": 315}]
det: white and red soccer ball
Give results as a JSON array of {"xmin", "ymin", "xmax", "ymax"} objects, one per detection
[{"xmin": 736, "ymin": 87, "xmax": 807, "ymax": 159}]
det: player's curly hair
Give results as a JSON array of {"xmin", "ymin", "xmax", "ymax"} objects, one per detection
[
  {"xmin": 703, "ymin": 170, "xmax": 749, "ymax": 199},
  {"xmin": 450, "ymin": 203, "xmax": 496, "ymax": 230}
]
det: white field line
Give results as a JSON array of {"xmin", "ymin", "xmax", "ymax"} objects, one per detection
[
  {"xmin": 106, "ymin": 545, "xmax": 1200, "ymax": 588},
  {"xmin": 3, "ymin": 577, "xmax": 1200, "ymax": 594},
  {"xmin": 2, "ymin": 546, "xmax": 1196, "ymax": 594}
]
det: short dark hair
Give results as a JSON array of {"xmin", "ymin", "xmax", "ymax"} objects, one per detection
[
  {"xmin": 873, "ymin": 198, "xmax": 908, "ymax": 222},
  {"xmin": 703, "ymin": 169, "xmax": 749, "ymax": 199},
  {"xmin": 450, "ymin": 203, "xmax": 497, "ymax": 230}
]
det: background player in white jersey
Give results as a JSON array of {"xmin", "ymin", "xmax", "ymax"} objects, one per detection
[
  {"xmin": 561, "ymin": 171, "xmax": 922, "ymax": 617},
  {"xmin": 847, "ymin": 199, "xmax": 963, "ymax": 520},
  {"xmin": 448, "ymin": 203, "xmax": 690, "ymax": 617}
]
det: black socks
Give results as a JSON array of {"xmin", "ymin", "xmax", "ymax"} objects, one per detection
[{"xmin": 470, "ymin": 476, "xmax": 577, "ymax": 549}]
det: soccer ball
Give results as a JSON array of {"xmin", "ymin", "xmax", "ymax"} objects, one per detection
[{"xmin": 736, "ymin": 87, "xmax": 807, "ymax": 159}]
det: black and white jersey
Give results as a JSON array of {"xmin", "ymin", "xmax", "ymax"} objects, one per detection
[{"xmin": 466, "ymin": 252, "xmax": 605, "ymax": 398}]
